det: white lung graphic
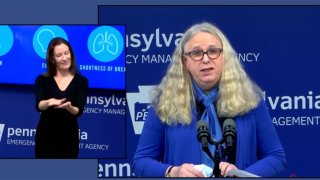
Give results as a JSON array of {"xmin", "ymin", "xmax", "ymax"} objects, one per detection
[{"xmin": 93, "ymin": 31, "xmax": 118, "ymax": 55}]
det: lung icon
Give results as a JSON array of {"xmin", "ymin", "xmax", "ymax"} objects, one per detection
[
  {"xmin": 88, "ymin": 26, "xmax": 124, "ymax": 62},
  {"xmin": 93, "ymin": 31, "xmax": 118, "ymax": 55}
]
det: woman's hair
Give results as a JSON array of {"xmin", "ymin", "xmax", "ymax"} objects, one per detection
[
  {"xmin": 44, "ymin": 37, "xmax": 78, "ymax": 76},
  {"xmin": 150, "ymin": 22, "xmax": 262, "ymax": 125}
]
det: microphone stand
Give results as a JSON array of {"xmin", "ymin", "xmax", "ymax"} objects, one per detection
[{"xmin": 209, "ymin": 139, "xmax": 224, "ymax": 177}]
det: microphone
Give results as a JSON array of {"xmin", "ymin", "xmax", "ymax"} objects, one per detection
[
  {"xmin": 223, "ymin": 118, "xmax": 237, "ymax": 153},
  {"xmin": 196, "ymin": 120, "xmax": 211, "ymax": 149},
  {"xmin": 196, "ymin": 120, "xmax": 214, "ymax": 160}
]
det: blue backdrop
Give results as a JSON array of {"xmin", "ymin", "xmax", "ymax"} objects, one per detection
[{"xmin": 98, "ymin": 5, "xmax": 320, "ymax": 177}]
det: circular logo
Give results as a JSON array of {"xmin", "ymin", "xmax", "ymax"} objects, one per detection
[
  {"xmin": 0, "ymin": 26, "xmax": 14, "ymax": 56},
  {"xmin": 33, "ymin": 25, "xmax": 68, "ymax": 59},
  {"xmin": 87, "ymin": 26, "xmax": 124, "ymax": 62}
]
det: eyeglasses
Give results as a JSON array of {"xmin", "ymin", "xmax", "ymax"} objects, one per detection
[{"xmin": 184, "ymin": 48, "xmax": 223, "ymax": 61}]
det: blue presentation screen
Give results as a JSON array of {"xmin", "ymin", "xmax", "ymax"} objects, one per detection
[{"xmin": 0, "ymin": 25, "xmax": 125, "ymax": 90}]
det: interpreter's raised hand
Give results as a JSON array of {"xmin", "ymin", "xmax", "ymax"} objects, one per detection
[
  {"xmin": 170, "ymin": 163, "xmax": 204, "ymax": 177},
  {"xmin": 219, "ymin": 161, "xmax": 238, "ymax": 177}
]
